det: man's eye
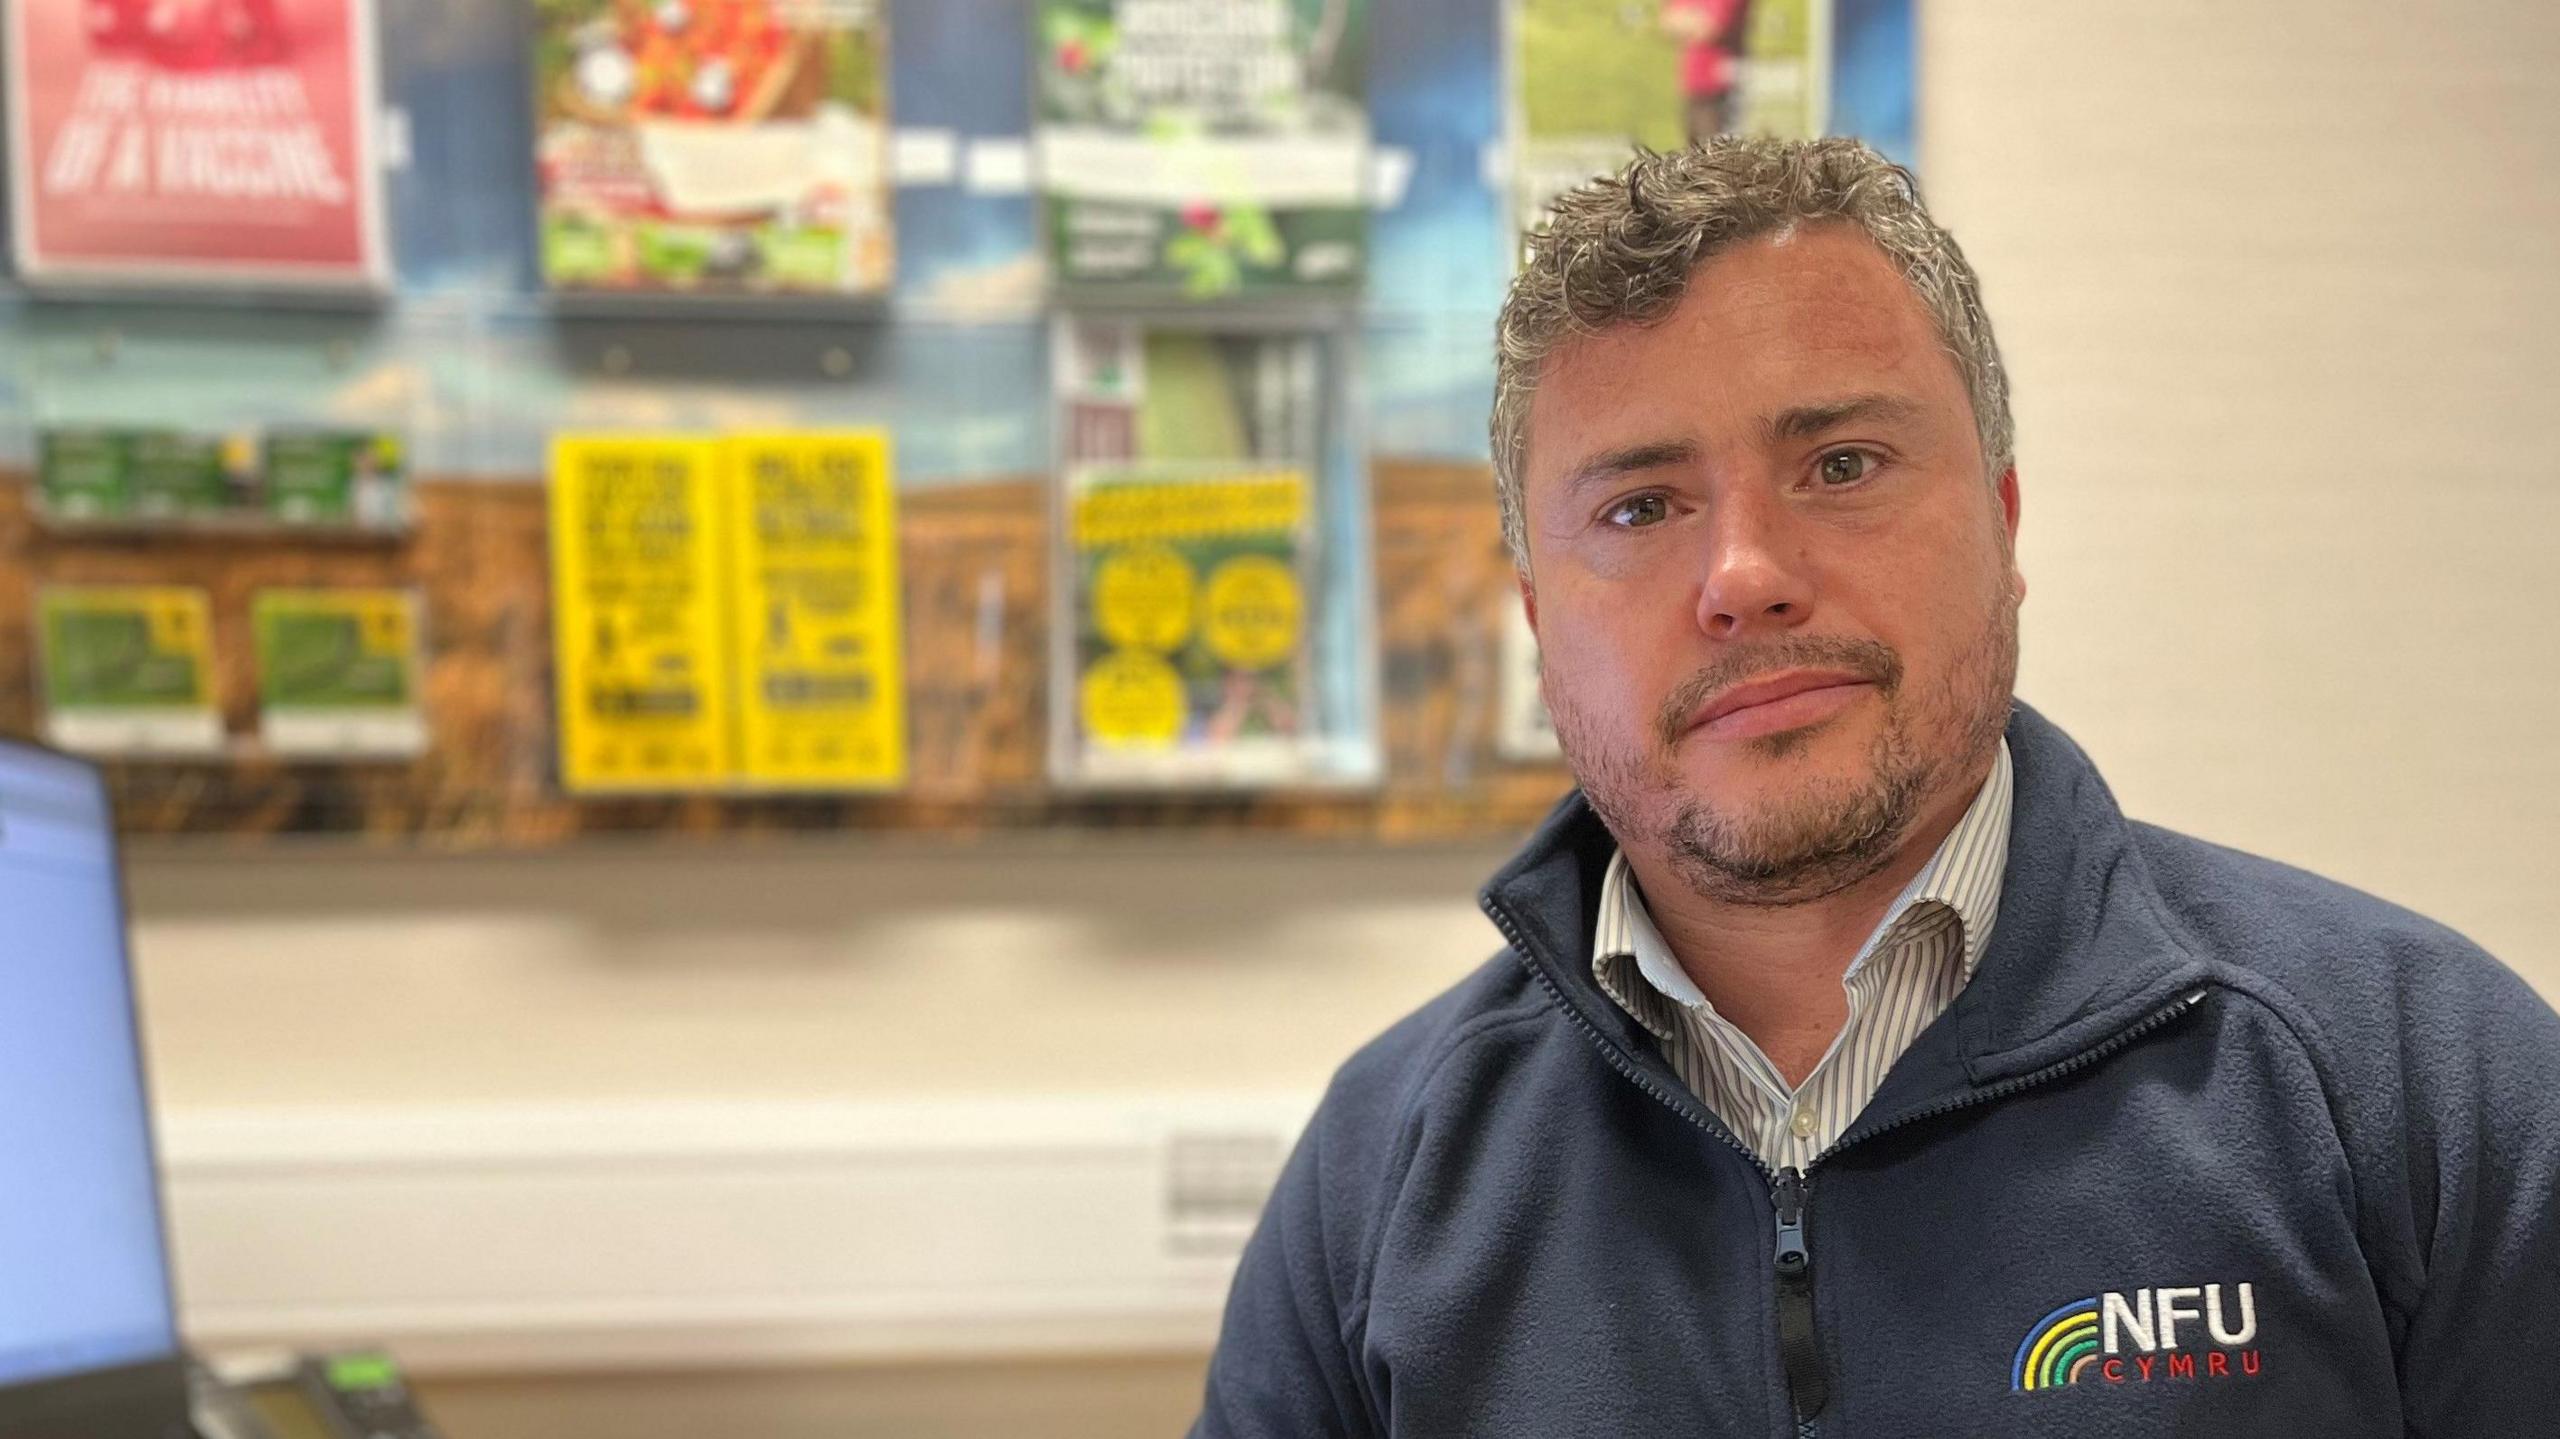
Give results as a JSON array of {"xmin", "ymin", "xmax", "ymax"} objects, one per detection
[
  {"xmin": 1817, "ymin": 449, "xmax": 1878, "ymax": 486},
  {"xmin": 1605, "ymin": 494, "xmax": 1670, "ymax": 528}
]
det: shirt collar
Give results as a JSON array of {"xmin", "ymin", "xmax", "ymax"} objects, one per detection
[{"xmin": 1592, "ymin": 738, "xmax": 2015, "ymax": 1032}]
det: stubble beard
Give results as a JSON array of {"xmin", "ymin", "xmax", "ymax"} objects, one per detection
[{"xmin": 1546, "ymin": 587, "xmax": 2019, "ymax": 909}]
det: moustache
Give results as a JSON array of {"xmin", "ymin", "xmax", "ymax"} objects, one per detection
[{"xmin": 1654, "ymin": 636, "xmax": 1903, "ymax": 747}]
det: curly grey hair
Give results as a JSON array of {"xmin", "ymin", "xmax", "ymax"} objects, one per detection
[{"xmin": 1492, "ymin": 135, "xmax": 2013, "ymax": 573}]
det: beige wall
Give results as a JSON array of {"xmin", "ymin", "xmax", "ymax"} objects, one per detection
[
  {"xmin": 1931, "ymin": 0, "xmax": 2560, "ymax": 980},
  {"xmin": 127, "ymin": 838, "xmax": 1510, "ymax": 1106},
  {"xmin": 129, "ymin": 0, "xmax": 2560, "ymax": 1123},
  {"xmin": 413, "ymin": 1354, "xmax": 1212, "ymax": 1439}
]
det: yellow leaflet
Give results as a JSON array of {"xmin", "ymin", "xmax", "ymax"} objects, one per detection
[
  {"xmin": 41, "ymin": 586, "xmax": 216, "ymax": 706},
  {"xmin": 723, "ymin": 431, "xmax": 908, "ymax": 789},
  {"xmin": 549, "ymin": 435, "xmax": 735, "ymax": 792}
]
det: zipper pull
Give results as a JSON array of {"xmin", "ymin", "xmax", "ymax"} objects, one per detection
[
  {"xmin": 1773, "ymin": 1167, "xmax": 1809, "ymax": 1276},
  {"xmin": 1770, "ymin": 1166, "xmax": 1827, "ymax": 1424}
]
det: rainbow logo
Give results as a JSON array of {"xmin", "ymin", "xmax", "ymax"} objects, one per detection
[{"xmin": 2012, "ymin": 1298, "xmax": 2103, "ymax": 1391}]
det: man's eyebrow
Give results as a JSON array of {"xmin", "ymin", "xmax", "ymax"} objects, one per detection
[
  {"xmin": 1762, "ymin": 393, "xmax": 1930, "ymax": 445},
  {"xmin": 1559, "ymin": 440, "xmax": 1699, "ymax": 499}
]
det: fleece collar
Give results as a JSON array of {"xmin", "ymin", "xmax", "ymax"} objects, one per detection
[{"xmin": 1479, "ymin": 701, "xmax": 2211, "ymax": 1122}]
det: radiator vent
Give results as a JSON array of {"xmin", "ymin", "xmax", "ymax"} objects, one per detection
[{"xmin": 1162, "ymin": 1129, "xmax": 1288, "ymax": 1258}]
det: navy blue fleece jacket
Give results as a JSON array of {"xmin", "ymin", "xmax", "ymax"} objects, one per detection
[{"xmin": 1191, "ymin": 703, "xmax": 2560, "ymax": 1437}]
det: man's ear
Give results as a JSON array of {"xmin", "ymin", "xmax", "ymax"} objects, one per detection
[
  {"xmin": 1997, "ymin": 466, "xmax": 2026, "ymax": 603},
  {"xmin": 1518, "ymin": 574, "xmax": 1539, "ymax": 636}
]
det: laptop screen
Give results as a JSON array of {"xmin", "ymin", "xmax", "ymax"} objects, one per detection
[{"xmin": 0, "ymin": 743, "xmax": 178, "ymax": 1388}]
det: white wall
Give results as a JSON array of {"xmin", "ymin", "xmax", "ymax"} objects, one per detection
[
  {"xmin": 1924, "ymin": 0, "xmax": 2560, "ymax": 973},
  {"xmin": 135, "ymin": 843, "xmax": 1505, "ymax": 1367},
  {"xmin": 127, "ymin": 839, "xmax": 1508, "ymax": 1107},
  {"xmin": 119, "ymin": 0, "xmax": 2560, "ymax": 1372}
]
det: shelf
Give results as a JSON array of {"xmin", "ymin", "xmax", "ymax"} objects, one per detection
[{"xmin": 33, "ymin": 515, "xmax": 415, "ymax": 547}]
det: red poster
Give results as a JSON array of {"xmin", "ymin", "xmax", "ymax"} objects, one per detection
[{"xmin": 6, "ymin": 0, "xmax": 386, "ymax": 289}]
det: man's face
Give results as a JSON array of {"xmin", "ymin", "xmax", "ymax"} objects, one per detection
[{"xmin": 1519, "ymin": 222, "xmax": 2023, "ymax": 906}]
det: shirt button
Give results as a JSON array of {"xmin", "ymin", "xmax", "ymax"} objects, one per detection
[{"xmin": 1790, "ymin": 1107, "xmax": 1818, "ymax": 1140}]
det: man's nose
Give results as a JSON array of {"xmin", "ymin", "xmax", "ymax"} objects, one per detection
[{"xmin": 1693, "ymin": 493, "xmax": 1813, "ymax": 641}]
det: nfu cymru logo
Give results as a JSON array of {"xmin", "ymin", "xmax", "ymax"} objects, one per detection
[{"xmin": 2011, "ymin": 1284, "xmax": 2262, "ymax": 1391}]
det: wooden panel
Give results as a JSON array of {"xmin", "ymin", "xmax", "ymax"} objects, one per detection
[{"xmin": 413, "ymin": 1355, "xmax": 1209, "ymax": 1439}]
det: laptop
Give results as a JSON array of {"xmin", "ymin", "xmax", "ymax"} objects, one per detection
[{"xmin": 0, "ymin": 739, "xmax": 193, "ymax": 1439}]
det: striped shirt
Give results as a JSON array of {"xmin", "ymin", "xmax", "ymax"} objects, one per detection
[{"xmin": 1592, "ymin": 740, "xmax": 2014, "ymax": 1172}]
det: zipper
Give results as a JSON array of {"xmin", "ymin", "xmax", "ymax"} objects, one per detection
[
  {"xmin": 1483, "ymin": 891, "xmax": 2212, "ymax": 1438},
  {"xmin": 1771, "ymin": 1166, "xmax": 1825, "ymax": 1426},
  {"xmin": 1483, "ymin": 899, "xmax": 1816, "ymax": 1428}
]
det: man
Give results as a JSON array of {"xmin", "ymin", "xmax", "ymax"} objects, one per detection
[{"xmin": 1192, "ymin": 136, "xmax": 2560, "ymax": 1436}]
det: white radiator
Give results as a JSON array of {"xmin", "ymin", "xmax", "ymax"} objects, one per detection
[{"xmin": 156, "ymin": 1095, "xmax": 1312, "ymax": 1375}]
